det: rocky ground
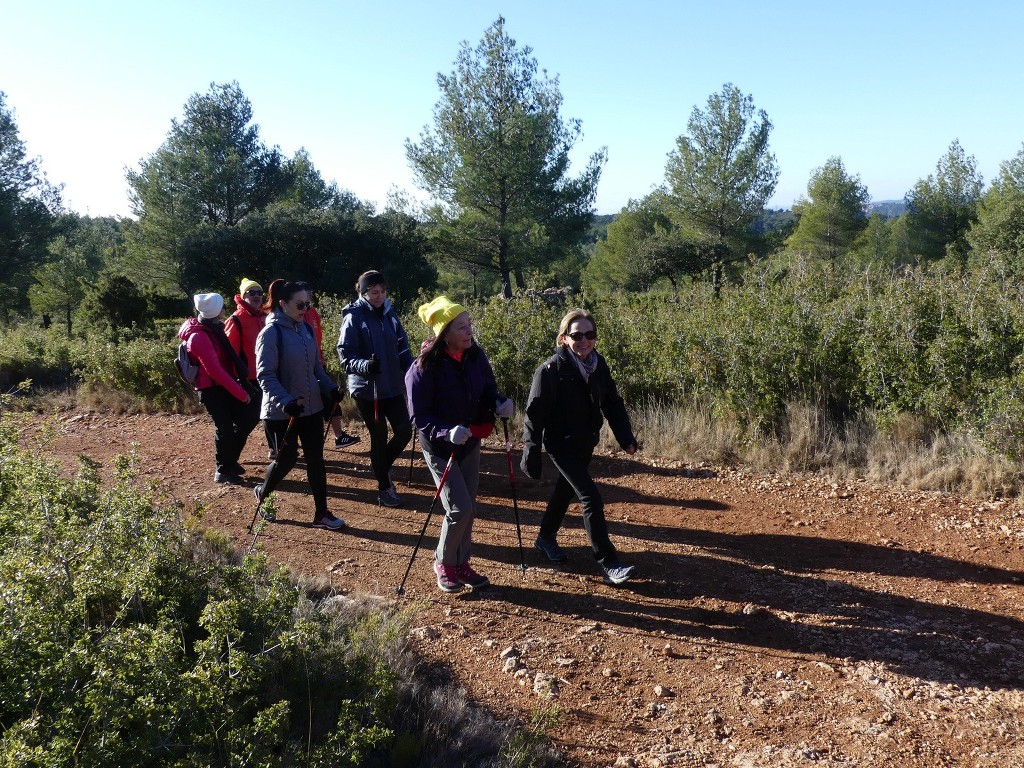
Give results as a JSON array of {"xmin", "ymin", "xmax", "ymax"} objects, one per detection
[{"xmin": 34, "ymin": 411, "xmax": 1024, "ymax": 767}]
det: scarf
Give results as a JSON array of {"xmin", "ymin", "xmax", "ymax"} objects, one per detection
[{"xmin": 568, "ymin": 348, "xmax": 599, "ymax": 382}]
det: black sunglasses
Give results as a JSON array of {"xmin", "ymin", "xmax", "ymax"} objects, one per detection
[
  {"xmin": 293, "ymin": 300, "xmax": 312, "ymax": 310},
  {"xmin": 567, "ymin": 330, "xmax": 597, "ymax": 341},
  {"xmin": 245, "ymin": 289, "xmax": 264, "ymax": 296}
]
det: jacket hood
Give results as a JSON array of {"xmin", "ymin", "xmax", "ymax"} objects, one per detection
[
  {"xmin": 342, "ymin": 296, "xmax": 393, "ymax": 317},
  {"xmin": 232, "ymin": 294, "xmax": 267, "ymax": 316},
  {"xmin": 178, "ymin": 317, "xmax": 203, "ymax": 341}
]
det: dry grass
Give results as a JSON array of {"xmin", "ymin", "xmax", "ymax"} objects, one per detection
[{"xmin": 625, "ymin": 398, "xmax": 1024, "ymax": 499}]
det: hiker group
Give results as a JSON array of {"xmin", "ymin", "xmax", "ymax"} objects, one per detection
[{"xmin": 177, "ymin": 271, "xmax": 638, "ymax": 591}]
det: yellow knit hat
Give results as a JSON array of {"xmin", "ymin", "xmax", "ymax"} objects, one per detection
[
  {"xmin": 418, "ymin": 295, "xmax": 467, "ymax": 339},
  {"xmin": 239, "ymin": 277, "xmax": 262, "ymax": 296}
]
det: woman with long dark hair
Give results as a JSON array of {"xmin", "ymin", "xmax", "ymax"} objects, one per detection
[{"xmin": 254, "ymin": 280, "xmax": 346, "ymax": 530}]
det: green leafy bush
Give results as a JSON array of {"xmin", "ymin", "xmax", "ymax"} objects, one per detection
[
  {"xmin": 8, "ymin": 251, "xmax": 1024, "ymax": 457},
  {"xmin": 0, "ymin": 415, "xmax": 398, "ymax": 766}
]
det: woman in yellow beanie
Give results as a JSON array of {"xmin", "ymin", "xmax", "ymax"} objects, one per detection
[
  {"xmin": 405, "ymin": 296, "xmax": 514, "ymax": 592},
  {"xmin": 225, "ymin": 277, "xmax": 268, "ymax": 446}
]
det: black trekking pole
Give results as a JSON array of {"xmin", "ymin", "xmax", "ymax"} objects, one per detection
[
  {"xmin": 396, "ymin": 451, "xmax": 456, "ymax": 595},
  {"xmin": 501, "ymin": 418, "xmax": 527, "ymax": 572},
  {"xmin": 246, "ymin": 416, "xmax": 297, "ymax": 552}
]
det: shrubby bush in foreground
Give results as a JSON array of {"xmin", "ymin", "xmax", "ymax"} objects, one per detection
[{"xmin": 0, "ymin": 405, "xmax": 559, "ymax": 767}]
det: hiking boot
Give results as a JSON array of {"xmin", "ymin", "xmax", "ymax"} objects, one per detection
[
  {"xmin": 456, "ymin": 562, "xmax": 490, "ymax": 590},
  {"xmin": 229, "ymin": 463, "xmax": 246, "ymax": 476},
  {"xmin": 254, "ymin": 485, "xmax": 275, "ymax": 521},
  {"xmin": 213, "ymin": 471, "xmax": 244, "ymax": 485},
  {"xmin": 534, "ymin": 535, "xmax": 568, "ymax": 563},
  {"xmin": 434, "ymin": 561, "xmax": 463, "ymax": 593},
  {"xmin": 378, "ymin": 484, "xmax": 402, "ymax": 508},
  {"xmin": 312, "ymin": 513, "xmax": 346, "ymax": 531},
  {"xmin": 601, "ymin": 560, "xmax": 636, "ymax": 586},
  {"xmin": 334, "ymin": 432, "xmax": 360, "ymax": 449}
]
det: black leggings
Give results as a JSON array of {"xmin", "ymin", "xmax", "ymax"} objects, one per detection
[
  {"xmin": 261, "ymin": 411, "xmax": 329, "ymax": 518},
  {"xmin": 198, "ymin": 385, "xmax": 260, "ymax": 473},
  {"xmin": 539, "ymin": 449, "xmax": 617, "ymax": 563},
  {"xmin": 354, "ymin": 395, "xmax": 412, "ymax": 490}
]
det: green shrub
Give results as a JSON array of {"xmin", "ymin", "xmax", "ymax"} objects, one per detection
[{"xmin": 0, "ymin": 413, "xmax": 398, "ymax": 766}]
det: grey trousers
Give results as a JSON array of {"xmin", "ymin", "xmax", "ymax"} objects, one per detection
[{"xmin": 422, "ymin": 444, "xmax": 481, "ymax": 567}]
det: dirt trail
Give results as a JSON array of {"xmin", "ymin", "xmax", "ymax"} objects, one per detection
[{"xmin": 40, "ymin": 411, "xmax": 1024, "ymax": 767}]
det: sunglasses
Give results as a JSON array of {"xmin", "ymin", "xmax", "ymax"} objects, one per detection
[
  {"xmin": 245, "ymin": 289, "xmax": 264, "ymax": 296},
  {"xmin": 293, "ymin": 301, "xmax": 312, "ymax": 310},
  {"xmin": 567, "ymin": 330, "xmax": 597, "ymax": 342}
]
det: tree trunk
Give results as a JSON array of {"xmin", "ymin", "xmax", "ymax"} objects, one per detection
[{"xmin": 711, "ymin": 261, "xmax": 723, "ymax": 299}]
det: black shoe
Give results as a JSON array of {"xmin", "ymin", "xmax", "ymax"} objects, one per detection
[
  {"xmin": 378, "ymin": 485, "xmax": 402, "ymax": 508},
  {"xmin": 229, "ymin": 463, "xmax": 246, "ymax": 475},
  {"xmin": 334, "ymin": 432, "xmax": 361, "ymax": 449},
  {"xmin": 312, "ymin": 513, "xmax": 346, "ymax": 530},
  {"xmin": 534, "ymin": 535, "xmax": 568, "ymax": 562},
  {"xmin": 213, "ymin": 471, "xmax": 244, "ymax": 485}
]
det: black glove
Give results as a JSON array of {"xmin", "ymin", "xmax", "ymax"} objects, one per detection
[
  {"xmin": 521, "ymin": 448, "xmax": 542, "ymax": 480},
  {"xmin": 283, "ymin": 400, "xmax": 304, "ymax": 418},
  {"xmin": 329, "ymin": 388, "xmax": 344, "ymax": 403},
  {"xmin": 365, "ymin": 356, "xmax": 381, "ymax": 375}
]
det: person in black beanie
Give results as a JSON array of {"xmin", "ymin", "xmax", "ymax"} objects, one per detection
[
  {"xmin": 177, "ymin": 292, "xmax": 260, "ymax": 484},
  {"xmin": 337, "ymin": 270, "xmax": 414, "ymax": 507}
]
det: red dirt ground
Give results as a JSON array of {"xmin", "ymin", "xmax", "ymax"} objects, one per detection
[{"xmin": 38, "ymin": 410, "xmax": 1024, "ymax": 767}]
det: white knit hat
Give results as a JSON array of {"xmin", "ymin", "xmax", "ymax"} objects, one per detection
[{"xmin": 193, "ymin": 293, "xmax": 224, "ymax": 319}]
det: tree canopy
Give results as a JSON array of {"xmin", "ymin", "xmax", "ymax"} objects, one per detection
[
  {"xmin": 788, "ymin": 156, "xmax": 869, "ymax": 259},
  {"xmin": 664, "ymin": 83, "xmax": 778, "ymax": 290},
  {"xmin": 968, "ymin": 143, "xmax": 1024, "ymax": 271},
  {"xmin": 406, "ymin": 16, "xmax": 606, "ymax": 296},
  {"xmin": 0, "ymin": 91, "xmax": 64, "ymax": 318},
  {"xmin": 125, "ymin": 82, "xmax": 290, "ymax": 291},
  {"xmin": 124, "ymin": 82, "xmax": 434, "ymax": 300},
  {"xmin": 904, "ymin": 139, "xmax": 983, "ymax": 262}
]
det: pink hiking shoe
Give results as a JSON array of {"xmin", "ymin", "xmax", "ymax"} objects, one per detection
[
  {"xmin": 434, "ymin": 561, "xmax": 463, "ymax": 593},
  {"xmin": 456, "ymin": 561, "xmax": 490, "ymax": 590}
]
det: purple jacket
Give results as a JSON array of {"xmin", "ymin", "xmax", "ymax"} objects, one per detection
[{"xmin": 405, "ymin": 342, "xmax": 501, "ymax": 459}]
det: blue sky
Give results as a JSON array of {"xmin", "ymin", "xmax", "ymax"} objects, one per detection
[{"xmin": 4, "ymin": 0, "xmax": 1023, "ymax": 218}]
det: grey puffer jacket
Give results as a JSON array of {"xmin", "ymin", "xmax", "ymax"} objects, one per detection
[{"xmin": 256, "ymin": 309, "xmax": 335, "ymax": 421}]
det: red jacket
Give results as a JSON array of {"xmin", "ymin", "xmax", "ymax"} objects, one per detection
[
  {"xmin": 225, "ymin": 294, "xmax": 267, "ymax": 381},
  {"xmin": 177, "ymin": 318, "xmax": 249, "ymax": 402},
  {"xmin": 305, "ymin": 304, "xmax": 327, "ymax": 365}
]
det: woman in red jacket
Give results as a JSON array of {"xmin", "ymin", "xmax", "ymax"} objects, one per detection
[
  {"xmin": 178, "ymin": 292, "xmax": 260, "ymax": 484},
  {"xmin": 225, "ymin": 277, "xmax": 267, "ymax": 445}
]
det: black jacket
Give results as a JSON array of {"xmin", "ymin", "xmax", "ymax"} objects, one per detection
[{"xmin": 521, "ymin": 346, "xmax": 635, "ymax": 474}]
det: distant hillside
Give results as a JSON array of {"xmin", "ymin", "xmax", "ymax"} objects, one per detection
[{"xmin": 867, "ymin": 199, "xmax": 906, "ymax": 218}]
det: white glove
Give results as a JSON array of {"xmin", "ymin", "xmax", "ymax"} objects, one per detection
[
  {"xmin": 448, "ymin": 425, "xmax": 471, "ymax": 445},
  {"xmin": 495, "ymin": 397, "xmax": 514, "ymax": 419}
]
